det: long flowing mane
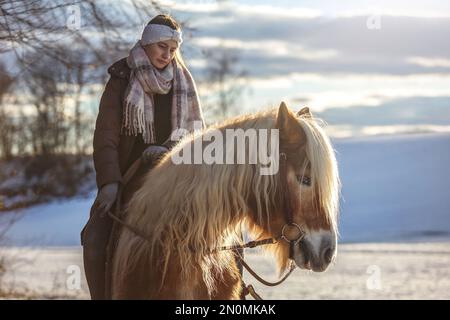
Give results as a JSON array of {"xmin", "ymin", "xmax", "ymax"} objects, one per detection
[{"xmin": 112, "ymin": 107, "xmax": 340, "ymax": 296}]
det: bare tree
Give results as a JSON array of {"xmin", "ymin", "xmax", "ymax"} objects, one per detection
[
  {"xmin": 0, "ymin": 62, "xmax": 15, "ymax": 160},
  {"xmin": 0, "ymin": 0, "xmax": 179, "ymax": 158},
  {"xmin": 202, "ymin": 48, "xmax": 247, "ymax": 121},
  {"xmin": 0, "ymin": 0, "xmax": 168, "ymax": 72},
  {"xmin": 19, "ymin": 51, "xmax": 71, "ymax": 155},
  {"xmin": 64, "ymin": 49, "xmax": 93, "ymax": 155},
  {"xmin": 0, "ymin": 112, "xmax": 15, "ymax": 160}
]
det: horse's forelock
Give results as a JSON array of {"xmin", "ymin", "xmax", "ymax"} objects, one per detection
[{"xmin": 296, "ymin": 117, "xmax": 340, "ymax": 233}]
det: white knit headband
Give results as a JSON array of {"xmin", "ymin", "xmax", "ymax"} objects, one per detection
[{"xmin": 141, "ymin": 24, "xmax": 183, "ymax": 46}]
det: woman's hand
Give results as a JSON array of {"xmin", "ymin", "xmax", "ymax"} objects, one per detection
[
  {"xmin": 94, "ymin": 182, "xmax": 119, "ymax": 216},
  {"xmin": 142, "ymin": 145, "xmax": 169, "ymax": 164}
]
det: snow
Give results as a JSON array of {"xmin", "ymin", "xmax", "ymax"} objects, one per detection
[
  {"xmin": 0, "ymin": 192, "xmax": 95, "ymax": 246},
  {"xmin": 244, "ymin": 242, "xmax": 450, "ymax": 299},
  {"xmin": 1, "ymin": 243, "xmax": 449, "ymax": 299}
]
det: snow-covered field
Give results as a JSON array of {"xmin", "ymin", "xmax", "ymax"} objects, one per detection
[
  {"xmin": 1, "ymin": 243, "xmax": 449, "ymax": 299},
  {"xmin": 1, "ymin": 133, "xmax": 449, "ymax": 299}
]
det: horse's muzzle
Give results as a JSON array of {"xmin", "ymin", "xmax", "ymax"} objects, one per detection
[{"xmin": 296, "ymin": 235, "xmax": 336, "ymax": 272}]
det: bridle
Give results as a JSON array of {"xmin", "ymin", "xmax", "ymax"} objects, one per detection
[
  {"xmin": 210, "ymin": 151, "xmax": 306, "ymax": 298},
  {"xmin": 279, "ymin": 151, "xmax": 306, "ymax": 258},
  {"xmin": 107, "ymin": 151, "xmax": 304, "ymax": 299}
]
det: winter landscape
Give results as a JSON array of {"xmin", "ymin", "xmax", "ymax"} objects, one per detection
[
  {"xmin": 1, "ymin": 132, "xmax": 449, "ymax": 299},
  {"xmin": 1, "ymin": 0, "xmax": 450, "ymax": 301}
]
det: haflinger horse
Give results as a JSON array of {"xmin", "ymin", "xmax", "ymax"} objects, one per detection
[{"xmin": 111, "ymin": 102, "xmax": 340, "ymax": 299}]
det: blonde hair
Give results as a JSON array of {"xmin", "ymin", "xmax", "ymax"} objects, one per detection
[{"xmin": 298, "ymin": 117, "xmax": 340, "ymax": 235}]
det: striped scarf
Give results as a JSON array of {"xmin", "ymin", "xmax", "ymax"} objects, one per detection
[{"xmin": 122, "ymin": 41, "xmax": 204, "ymax": 144}]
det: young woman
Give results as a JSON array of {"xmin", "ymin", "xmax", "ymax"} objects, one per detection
[{"xmin": 81, "ymin": 14, "xmax": 205, "ymax": 299}]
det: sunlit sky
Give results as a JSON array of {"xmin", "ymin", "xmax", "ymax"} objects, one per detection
[
  {"xmin": 3, "ymin": 0, "xmax": 450, "ymax": 138},
  {"xmin": 153, "ymin": 0, "xmax": 450, "ymax": 137}
]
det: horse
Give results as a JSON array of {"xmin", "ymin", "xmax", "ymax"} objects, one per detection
[{"xmin": 111, "ymin": 102, "xmax": 340, "ymax": 299}]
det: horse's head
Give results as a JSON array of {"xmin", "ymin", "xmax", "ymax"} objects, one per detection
[{"xmin": 271, "ymin": 102, "xmax": 340, "ymax": 272}]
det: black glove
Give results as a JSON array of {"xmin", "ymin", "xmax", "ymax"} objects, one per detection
[
  {"xmin": 94, "ymin": 182, "xmax": 119, "ymax": 216},
  {"xmin": 142, "ymin": 145, "xmax": 169, "ymax": 164}
]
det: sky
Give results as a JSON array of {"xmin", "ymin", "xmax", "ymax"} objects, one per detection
[
  {"xmin": 152, "ymin": 0, "xmax": 450, "ymax": 137},
  {"xmin": 2, "ymin": 0, "xmax": 450, "ymax": 138}
]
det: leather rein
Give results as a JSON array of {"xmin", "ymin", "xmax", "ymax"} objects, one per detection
[{"xmin": 107, "ymin": 151, "xmax": 304, "ymax": 299}]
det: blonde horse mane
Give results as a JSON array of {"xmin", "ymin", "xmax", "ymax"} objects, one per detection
[
  {"xmin": 113, "ymin": 107, "xmax": 340, "ymax": 296},
  {"xmin": 298, "ymin": 117, "xmax": 340, "ymax": 235}
]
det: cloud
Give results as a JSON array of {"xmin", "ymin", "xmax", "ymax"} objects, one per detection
[
  {"xmin": 196, "ymin": 72, "xmax": 450, "ymax": 111},
  {"xmin": 166, "ymin": 0, "xmax": 450, "ymax": 19},
  {"xmin": 407, "ymin": 56, "xmax": 450, "ymax": 68},
  {"xmin": 229, "ymin": 4, "xmax": 322, "ymax": 19},
  {"xmin": 163, "ymin": 1, "xmax": 322, "ymax": 18},
  {"xmin": 190, "ymin": 37, "xmax": 338, "ymax": 61},
  {"xmin": 325, "ymin": 124, "xmax": 450, "ymax": 138},
  {"xmin": 337, "ymin": 8, "xmax": 450, "ymax": 18},
  {"xmin": 288, "ymin": 73, "xmax": 450, "ymax": 110},
  {"xmin": 315, "ymin": 95, "xmax": 450, "ymax": 137},
  {"xmin": 316, "ymin": 96, "xmax": 450, "ymax": 127},
  {"xmin": 174, "ymin": 3, "xmax": 450, "ymax": 78}
]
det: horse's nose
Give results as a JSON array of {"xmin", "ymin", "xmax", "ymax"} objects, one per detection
[{"xmin": 320, "ymin": 244, "xmax": 335, "ymax": 265}]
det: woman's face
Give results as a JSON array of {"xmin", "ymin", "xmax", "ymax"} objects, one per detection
[{"xmin": 144, "ymin": 39, "xmax": 179, "ymax": 70}]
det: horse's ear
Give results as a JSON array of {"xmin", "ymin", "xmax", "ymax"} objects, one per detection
[
  {"xmin": 297, "ymin": 107, "xmax": 312, "ymax": 118},
  {"xmin": 277, "ymin": 101, "xmax": 307, "ymax": 147}
]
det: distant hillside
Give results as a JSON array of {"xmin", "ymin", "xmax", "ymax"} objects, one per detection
[{"xmin": 336, "ymin": 133, "xmax": 450, "ymax": 242}]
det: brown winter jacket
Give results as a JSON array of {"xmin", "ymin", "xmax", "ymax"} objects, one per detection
[{"xmin": 93, "ymin": 58, "xmax": 173, "ymax": 189}]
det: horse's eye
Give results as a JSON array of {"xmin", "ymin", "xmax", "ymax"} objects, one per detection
[{"xmin": 296, "ymin": 174, "xmax": 311, "ymax": 186}]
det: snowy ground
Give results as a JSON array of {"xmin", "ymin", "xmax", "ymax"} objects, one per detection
[
  {"xmin": 1, "ymin": 242, "xmax": 449, "ymax": 299},
  {"xmin": 1, "ymin": 132, "xmax": 450, "ymax": 299}
]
